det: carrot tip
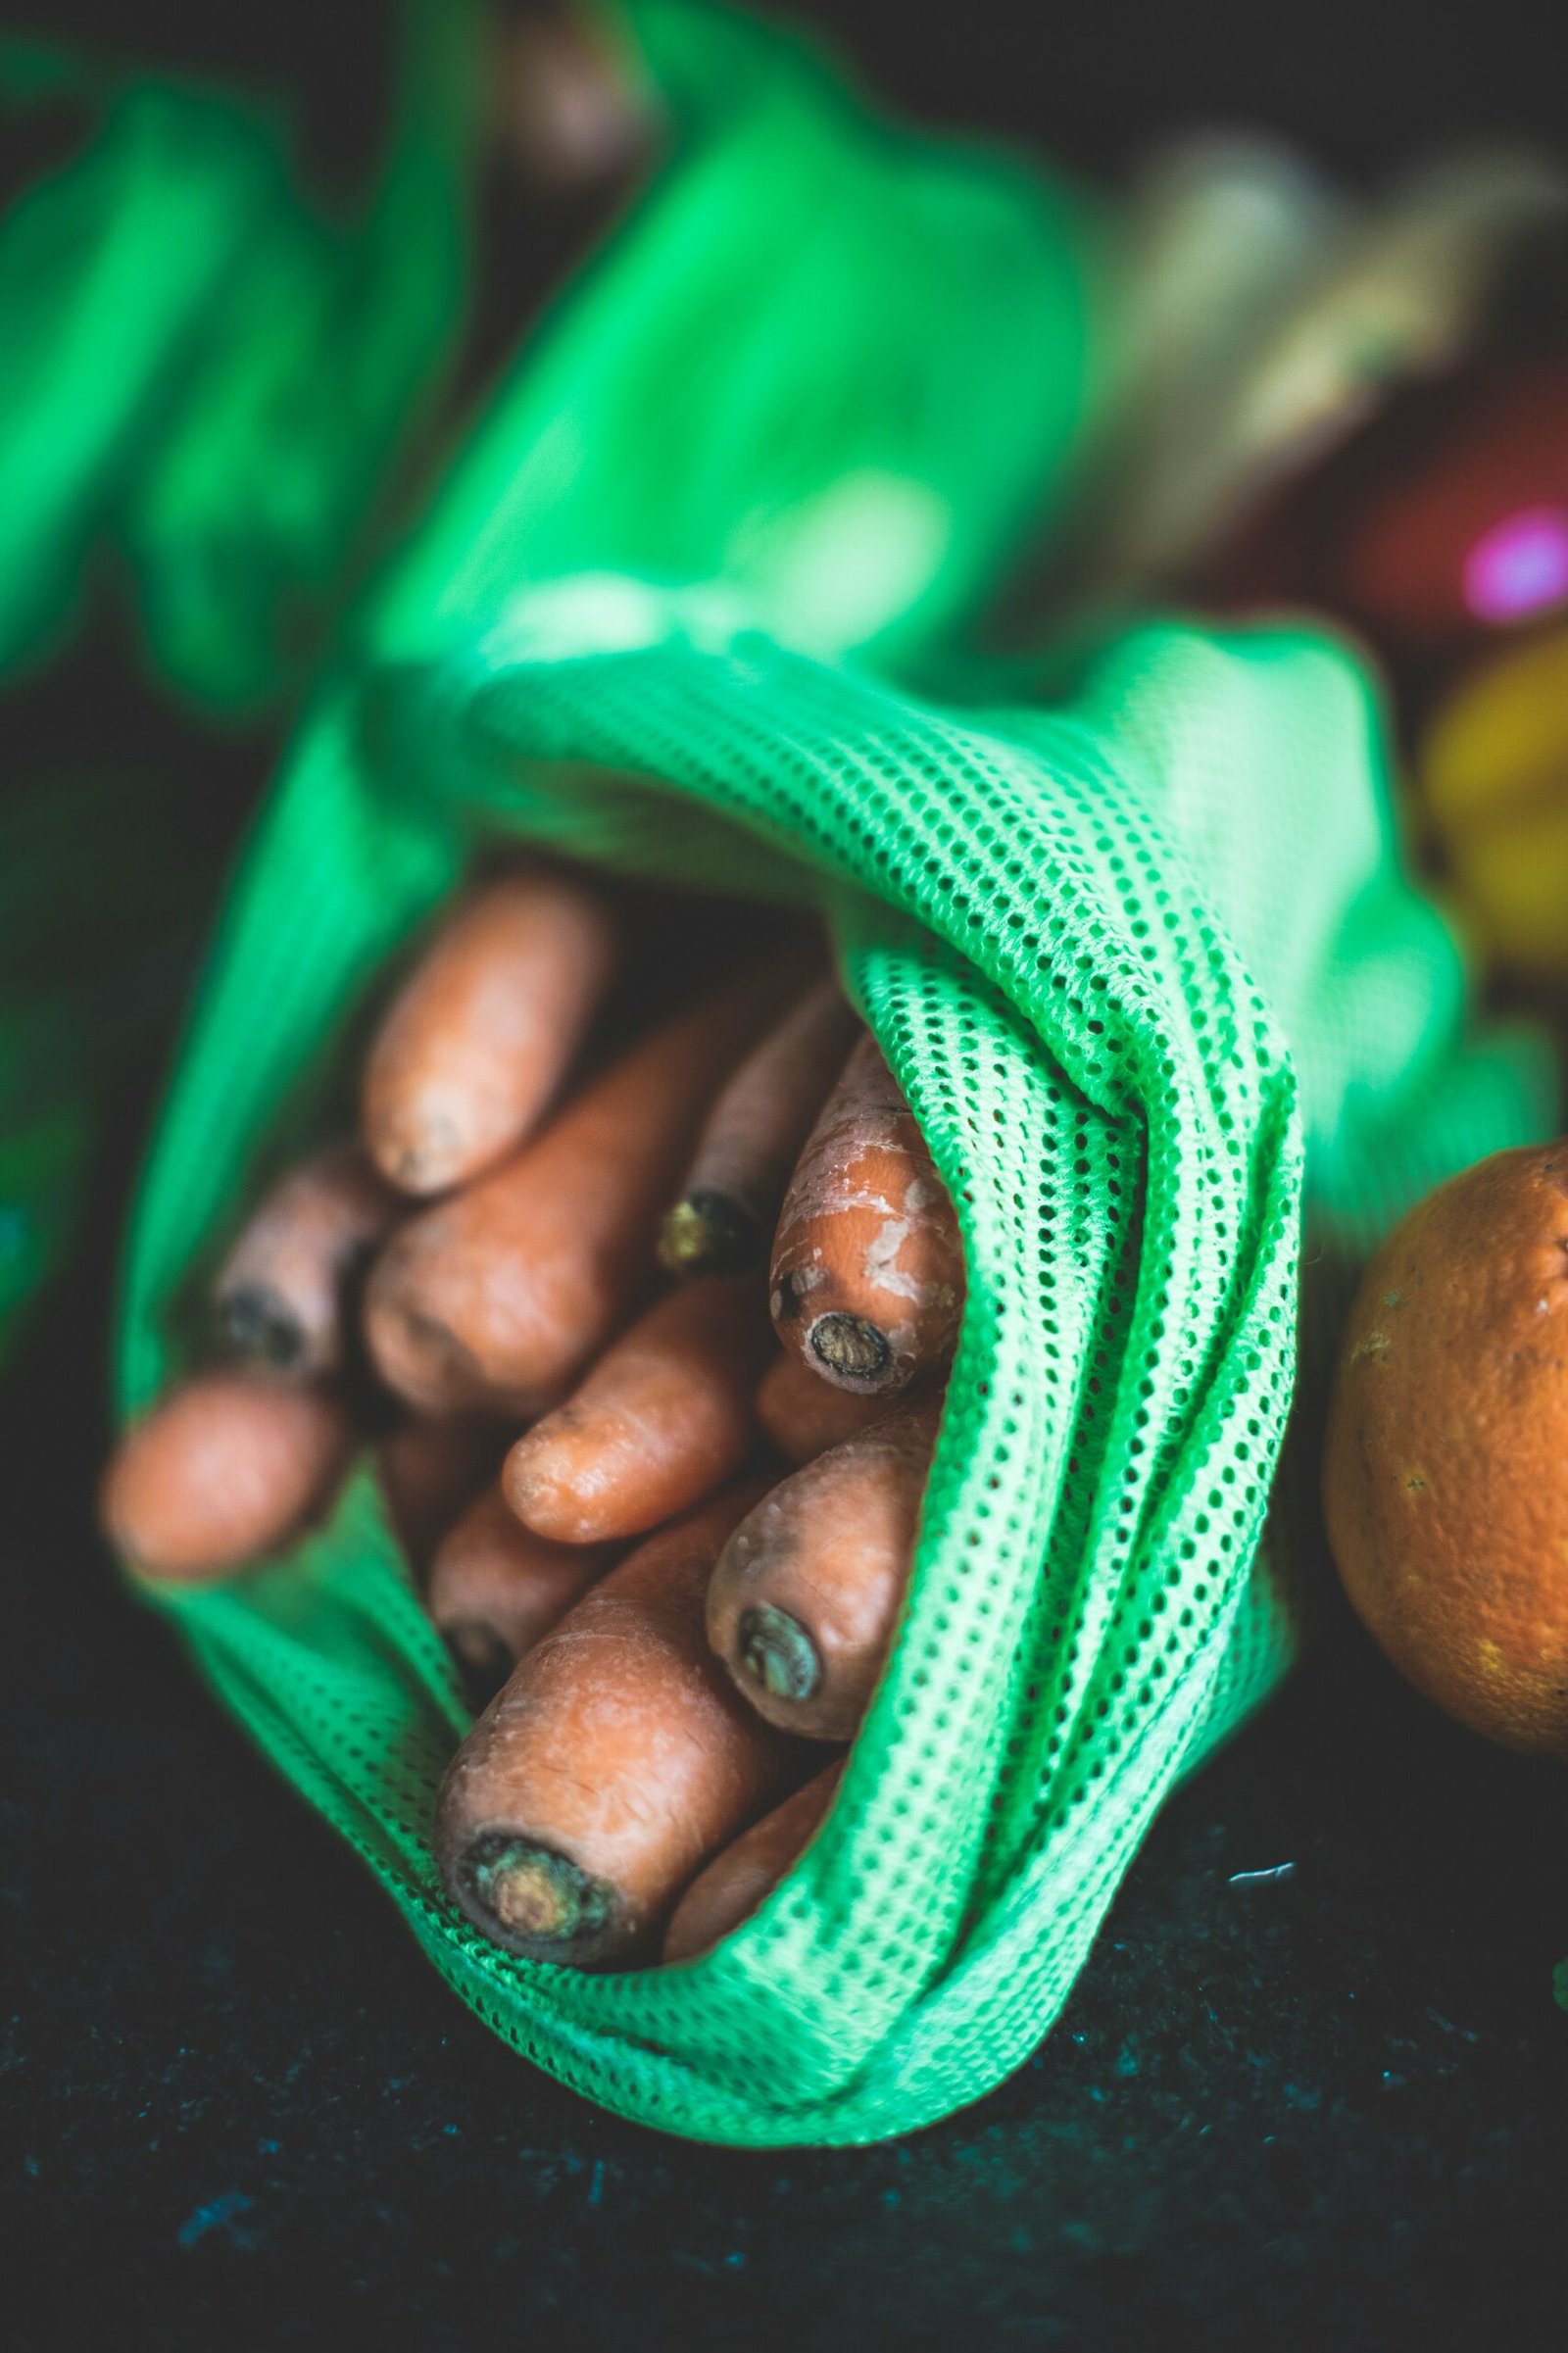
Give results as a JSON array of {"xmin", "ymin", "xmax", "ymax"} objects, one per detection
[
  {"xmin": 807, "ymin": 1312, "xmax": 892, "ymax": 1390},
  {"xmin": 657, "ymin": 1191, "xmax": 762, "ymax": 1278},
  {"xmin": 375, "ymin": 1116, "xmax": 466, "ymax": 1196},
  {"xmin": 371, "ymin": 1301, "xmax": 490, "ymax": 1411},
  {"xmin": 454, "ymin": 1833, "xmax": 618, "ymax": 1962},
  {"xmin": 216, "ymin": 1284, "xmax": 306, "ymax": 1372},
  {"xmin": 737, "ymin": 1603, "xmax": 821, "ymax": 1705}
]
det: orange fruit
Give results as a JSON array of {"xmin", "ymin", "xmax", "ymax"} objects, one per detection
[{"xmin": 1322, "ymin": 1139, "xmax": 1568, "ymax": 1761}]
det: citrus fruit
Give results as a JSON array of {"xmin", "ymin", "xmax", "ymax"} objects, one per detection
[{"xmin": 1323, "ymin": 1138, "xmax": 1568, "ymax": 1759}]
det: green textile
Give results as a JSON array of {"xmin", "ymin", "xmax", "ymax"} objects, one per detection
[
  {"xmin": 0, "ymin": 2, "xmax": 479, "ymax": 1360},
  {"xmin": 108, "ymin": 6, "xmax": 1553, "ymax": 2143},
  {"xmin": 0, "ymin": 0, "xmax": 1097, "ymax": 1365},
  {"xmin": 0, "ymin": 4, "xmax": 476, "ymax": 707}
]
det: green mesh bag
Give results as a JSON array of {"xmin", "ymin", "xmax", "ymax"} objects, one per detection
[
  {"xmin": 0, "ymin": 2, "xmax": 481, "ymax": 1360},
  {"xmin": 117, "ymin": 611, "xmax": 1555, "ymax": 2147},
  {"xmin": 0, "ymin": 3, "xmax": 475, "ymax": 707},
  {"xmin": 111, "ymin": 12, "xmax": 1555, "ymax": 2145},
  {"xmin": 0, "ymin": 0, "xmax": 1099, "ymax": 1367}
]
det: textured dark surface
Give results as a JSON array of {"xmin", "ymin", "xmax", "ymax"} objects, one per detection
[
  {"xmin": 7, "ymin": 2, "xmax": 1568, "ymax": 2344},
  {"xmin": 6, "ymin": 1221, "xmax": 1568, "ymax": 2349}
]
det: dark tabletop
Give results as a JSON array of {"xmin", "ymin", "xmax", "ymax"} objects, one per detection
[
  {"xmin": 8, "ymin": 2, "xmax": 1568, "ymax": 2344},
  {"xmin": 6, "ymin": 1201, "xmax": 1568, "ymax": 2351}
]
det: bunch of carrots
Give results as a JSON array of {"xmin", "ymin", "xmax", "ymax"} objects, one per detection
[{"xmin": 100, "ymin": 866, "xmax": 964, "ymax": 1969}]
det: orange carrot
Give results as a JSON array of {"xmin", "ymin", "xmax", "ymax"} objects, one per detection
[
  {"xmin": 100, "ymin": 1373, "xmax": 353, "ymax": 1583},
  {"xmin": 364, "ymin": 953, "xmax": 807, "ymax": 1418},
  {"xmin": 215, "ymin": 1143, "xmax": 402, "ymax": 1378},
  {"xmin": 769, "ymin": 1033, "xmax": 963, "ymax": 1395},
  {"xmin": 755, "ymin": 1350, "xmax": 908, "ymax": 1466},
  {"xmin": 362, "ymin": 867, "xmax": 616, "ymax": 1197},
  {"xmin": 658, "ymin": 980, "xmax": 860, "ymax": 1276},
  {"xmin": 662, "ymin": 1759, "xmax": 844, "ymax": 1962},
  {"xmin": 434, "ymin": 1480, "xmax": 802, "ymax": 1966},
  {"xmin": 428, "ymin": 1485, "xmax": 618, "ymax": 1698},
  {"xmin": 501, "ymin": 1272, "xmax": 769, "ymax": 1544},
  {"xmin": 374, "ymin": 1413, "xmax": 505, "ymax": 1570},
  {"xmin": 707, "ymin": 1389, "xmax": 942, "ymax": 1740}
]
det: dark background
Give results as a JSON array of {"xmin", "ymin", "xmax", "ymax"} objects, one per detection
[
  {"xmin": 5, "ymin": 3, "xmax": 1568, "ymax": 2345},
  {"xmin": 19, "ymin": 0, "xmax": 1568, "ymax": 182}
]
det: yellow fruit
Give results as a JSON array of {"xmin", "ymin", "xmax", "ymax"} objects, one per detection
[{"xmin": 1419, "ymin": 621, "xmax": 1568, "ymax": 978}]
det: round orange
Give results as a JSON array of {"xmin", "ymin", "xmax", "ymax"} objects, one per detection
[{"xmin": 1322, "ymin": 1138, "xmax": 1568, "ymax": 1761}]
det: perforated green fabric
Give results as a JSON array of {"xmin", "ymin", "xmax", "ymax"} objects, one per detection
[
  {"xmin": 110, "ymin": 15, "xmax": 1556, "ymax": 2146},
  {"xmin": 1, "ymin": 0, "xmax": 1100, "ymax": 1365},
  {"xmin": 116, "ymin": 602, "xmax": 1555, "ymax": 2143}
]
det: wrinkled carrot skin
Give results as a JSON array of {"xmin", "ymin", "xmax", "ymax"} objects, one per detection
[
  {"xmin": 215, "ymin": 1143, "xmax": 402, "ymax": 1379},
  {"xmin": 428, "ymin": 1485, "xmax": 617, "ymax": 1698},
  {"xmin": 659, "ymin": 982, "xmax": 860, "ymax": 1276},
  {"xmin": 365, "ymin": 955, "xmax": 808, "ymax": 1419},
  {"xmin": 501, "ymin": 1272, "xmax": 769, "ymax": 1544},
  {"xmin": 374, "ymin": 1414, "xmax": 505, "ymax": 1571},
  {"xmin": 662, "ymin": 1759, "xmax": 844, "ymax": 1962},
  {"xmin": 362, "ymin": 868, "xmax": 616, "ymax": 1198},
  {"xmin": 755, "ymin": 1350, "xmax": 902, "ymax": 1466},
  {"xmin": 435, "ymin": 1481, "xmax": 802, "ymax": 1968},
  {"xmin": 769, "ymin": 1034, "xmax": 964, "ymax": 1396},
  {"xmin": 707, "ymin": 1389, "xmax": 943, "ymax": 1741},
  {"xmin": 100, "ymin": 1374, "xmax": 353, "ymax": 1583}
]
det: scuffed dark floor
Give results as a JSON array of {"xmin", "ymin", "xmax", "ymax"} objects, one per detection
[{"xmin": 6, "ymin": 1240, "xmax": 1568, "ymax": 2350}]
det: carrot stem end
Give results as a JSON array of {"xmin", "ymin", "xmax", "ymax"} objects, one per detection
[
  {"xmin": 455, "ymin": 1834, "xmax": 619, "ymax": 1962},
  {"xmin": 658, "ymin": 1191, "xmax": 762, "ymax": 1277},
  {"xmin": 738, "ymin": 1602, "xmax": 821, "ymax": 1704},
  {"xmin": 216, "ymin": 1285, "xmax": 306, "ymax": 1372},
  {"xmin": 808, "ymin": 1312, "xmax": 890, "ymax": 1389}
]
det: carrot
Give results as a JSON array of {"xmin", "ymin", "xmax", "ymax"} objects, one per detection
[
  {"xmin": 374, "ymin": 1413, "xmax": 505, "ymax": 1571},
  {"xmin": 501, "ymin": 1272, "xmax": 769, "ymax": 1544},
  {"xmin": 429, "ymin": 1484, "xmax": 618, "ymax": 1697},
  {"xmin": 707, "ymin": 1389, "xmax": 942, "ymax": 1740},
  {"xmin": 362, "ymin": 867, "xmax": 616, "ymax": 1197},
  {"xmin": 434, "ymin": 1480, "xmax": 802, "ymax": 1966},
  {"xmin": 99, "ymin": 1373, "xmax": 353, "ymax": 1583},
  {"xmin": 364, "ymin": 952, "xmax": 808, "ymax": 1418},
  {"xmin": 214, "ymin": 1143, "xmax": 402, "ymax": 1379},
  {"xmin": 658, "ymin": 981, "xmax": 860, "ymax": 1276},
  {"xmin": 662, "ymin": 1759, "xmax": 845, "ymax": 1963},
  {"xmin": 769, "ymin": 1033, "xmax": 964, "ymax": 1395},
  {"xmin": 755, "ymin": 1350, "xmax": 909, "ymax": 1465}
]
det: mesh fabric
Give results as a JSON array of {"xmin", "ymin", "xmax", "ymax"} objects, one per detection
[
  {"xmin": 117, "ymin": 606, "xmax": 1555, "ymax": 2143},
  {"xmin": 109, "ymin": 8, "xmax": 1554, "ymax": 2143}
]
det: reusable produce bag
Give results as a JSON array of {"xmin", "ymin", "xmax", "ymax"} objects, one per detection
[
  {"xmin": 119, "ymin": 607, "xmax": 1555, "ymax": 2145},
  {"xmin": 0, "ymin": 1, "xmax": 478, "ymax": 1362},
  {"xmin": 113, "ymin": 11, "xmax": 1554, "ymax": 2143},
  {"xmin": 0, "ymin": 3, "xmax": 474, "ymax": 705},
  {"xmin": 5, "ymin": 0, "xmax": 1095, "ymax": 1365}
]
